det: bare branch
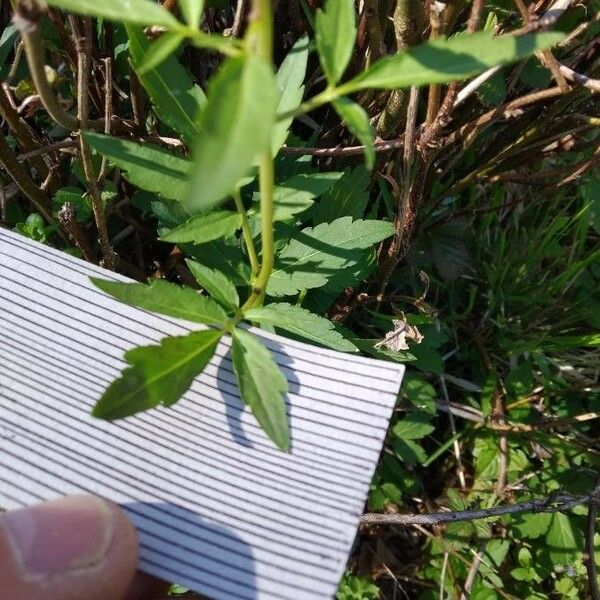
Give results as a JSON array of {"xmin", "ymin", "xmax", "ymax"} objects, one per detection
[{"xmin": 361, "ymin": 484, "xmax": 600, "ymax": 525}]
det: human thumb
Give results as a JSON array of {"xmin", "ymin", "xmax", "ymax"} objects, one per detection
[{"xmin": 0, "ymin": 495, "xmax": 139, "ymax": 600}]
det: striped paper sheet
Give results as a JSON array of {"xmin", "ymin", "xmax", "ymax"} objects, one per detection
[{"xmin": 0, "ymin": 228, "xmax": 403, "ymax": 599}]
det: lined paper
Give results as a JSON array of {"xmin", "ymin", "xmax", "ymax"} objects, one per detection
[{"xmin": 0, "ymin": 228, "xmax": 403, "ymax": 599}]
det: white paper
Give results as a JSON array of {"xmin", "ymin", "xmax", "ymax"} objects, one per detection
[{"xmin": 0, "ymin": 228, "xmax": 403, "ymax": 599}]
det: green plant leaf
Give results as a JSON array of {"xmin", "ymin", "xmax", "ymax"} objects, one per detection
[
  {"xmin": 231, "ymin": 328, "xmax": 290, "ymax": 451},
  {"xmin": 52, "ymin": 186, "xmax": 92, "ymax": 222},
  {"xmin": 343, "ymin": 32, "xmax": 564, "ymax": 92},
  {"xmin": 187, "ymin": 239, "xmax": 251, "ymax": 286},
  {"xmin": 267, "ymin": 217, "xmax": 395, "ymax": 296},
  {"xmin": 91, "ymin": 278, "xmax": 228, "ymax": 324},
  {"xmin": 178, "ymin": 0, "xmax": 205, "ymax": 26},
  {"xmin": 332, "ymin": 97, "xmax": 375, "ymax": 169},
  {"xmin": 402, "ymin": 374, "xmax": 437, "ymax": 415},
  {"xmin": 315, "ymin": 0, "xmax": 356, "ymax": 85},
  {"xmin": 137, "ymin": 31, "xmax": 186, "ymax": 74},
  {"xmin": 393, "ymin": 411, "xmax": 435, "ymax": 440},
  {"xmin": 161, "ymin": 210, "xmax": 242, "ymax": 243},
  {"xmin": 127, "ymin": 25, "xmax": 205, "ymax": 146},
  {"xmin": 313, "ymin": 165, "xmax": 370, "ymax": 224},
  {"xmin": 245, "ymin": 303, "xmax": 358, "ymax": 352},
  {"xmin": 47, "ymin": 0, "xmax": 180, "ymax": 28},
  {"xmin": 269, "ymin": 172, "xmax": 342, "ymax": 221},
  {"xmin": 185, "ymin": 259, "xmax": 239, "ymax": 309},
  {"xmin": 184, "ymin": 56, "xmax": 278, "ymax": 214},
  {"xmin": 392, "ymin": 437, "xmax": 427, "ymax": 465},
  {"xmin": 93, "ymin": 330, "xmax": 222, "ymax": 420},
  {"xmin": 546, "ymin": 513, "xmax": 581, "ymax": 563},
  {"xmin": 83, "ymin": 132, "xmax": 191, "ymax": 202},
  {"xmin": 272, "ymin": 35, "xmax": 309, "ymax": 154}
]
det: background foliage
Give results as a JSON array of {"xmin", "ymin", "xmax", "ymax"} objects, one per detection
[{"xmin": 0, "ymin": 0, "xmax": 599, "ymax": 597}]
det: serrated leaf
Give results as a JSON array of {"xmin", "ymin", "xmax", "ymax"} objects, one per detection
[
  {"xmin": 332, "ymin": 97, "xmax": 375, "ymax": 169},
  {"xmin": 184, "ymin": 56, "xmax": 278, "ymax": 214},
  {"xmin": 47, "ymin": 0, "xmax": 180, "ymax": 28},
  {"xmin": 161, "ymin": 210, "xmax": 242, "ymax": 243},
  {"xmin": 245, "ymin": 303, "xmax": 358, "ymax": 352},
  {"xmin": 91, "ymin": 278, "xmax": 228, "ymax": 324},
  {"xmin": 315, "ymin": 0, "xmax": 356, "ymax": 85},
  {"xmin": 187, "ymin": 239, "xmax": 251, "ymax": 286},
  {"xmin": 127, "ymin": 25, "xmax": 205, "ymax": 146},
  {"xmin": 313, "ymin": 165, "xmax": 370, "ymax": 224},
  {"xmin": 186, "ymin": 259, "xmax": 239, "ymax": 309},
  {"xmin": 344, "ymin": 32, "xmax": 564, "ymax": 92},
  {"xmin": 392, "ymin": 437, "xmax": 427, "ymax": 465},
  {"xmin": 93, "ymin": 330, "xmax": 221, "ymax": 420},
  {"xmin": 267, "ymin": 217, "xmax": 394, "ymax": 296},
  {"xmin": 392, "ymin": 411, "xmax": 434, "ymax": 440},
  {"xmin": 83, "ymin": 132, "xmax": 191, "ymax": 202},
  {"xmin": 231, "ymin": 329, "xmax": 290, "ymax": 450},
  {"xmin": 402, "ymin": 374, "xmax": 437, "ymax": 414},
  {"xmin": 269, "ymin": 172, "xmax": 342, "ymax": 221},
  {"xmin": 137, "ymin": 31, "xmax": 185, "ymax": 74},
  {"xmin": 273, "ymin": 35, "xmax": 309, "ymax": 154},
  {"xmin": 547, "ymin": 513, "xmax": 581, "ymax": 563},
  {"xmin": 178, "ymin": 0, "xmax": 204, "ymax": 26}
]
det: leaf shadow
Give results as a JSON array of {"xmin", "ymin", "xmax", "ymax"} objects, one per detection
[
  {"xmin": 215, "ymin": 335, "xmax": 299, "ymax": 453},
  {"xmin": 122, "ymin": 500, "xmax": 257, "ymax": 599}
]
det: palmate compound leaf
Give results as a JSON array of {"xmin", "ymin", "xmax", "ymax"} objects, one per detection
[
  {"xmin": 161, "ymin": 210, "xmax": 242, "ymax": 244},
  {"xmin": 46, "ymin": 0, "xmax": 180, "ymax": 28},
  {"xmin": 91, "ymin": 278, "xmax": 230, "ymax": 323},
  {"xmin": 245, "ymin": 303, "xmax": 358, "ymax": 352},
  {"xmin": 342, "ymin": 31, "xmax": 564, "ymax": 92},
  {"xmin": 127, "ymin": 26, "xmax": 206, "ymax": 147},
  {"xmin": 184, "ymin": 56, "xmax": 278, "ymax": 214},
  {"xmin": 185, "ymin": 259, "xmax": 239, "ymax": 309},
  {"xmin": 93, "ymin": 330, "xmax": 222, "ymax": 420},
  {"xmin": 83, "ymin": 133, "xmax": 191, "ymax": 202},
  {"xmin": 267, "ymin": 217, "xmax": 395, "ymax": 296},
  {"xmin": 231, "ymin": 329, "xmax": 290, "ymax": 451},
  {"xmin": 315, "ymin": 0, "xmax": 356, "ymax": 85}
]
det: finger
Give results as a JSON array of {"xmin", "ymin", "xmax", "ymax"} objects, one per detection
[{"xmin": 0, "ymin": 495, "xmax": 138, "ymax": 600}]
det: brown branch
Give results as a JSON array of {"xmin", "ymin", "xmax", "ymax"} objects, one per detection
[
  {"xmin": 558, "ymin": 63, "xmax": 600, "ymax": 92},
  {"xmin": 98, "ymin": 56, "xmax": 113, "ymax": 184},
  {"xmin": 0, "ymin": 127, "xmax": 53, "ymax": 222},
  {"xmin": 18, "ymin": 10, "xmax": 79, "ymax": 131},
  {"xmin": 361, "ymin": 484, "xmax": 600, "ymax": 525},
  {"xmin": 280, "ymin": 137, "xmax": 405, "ymax": 156},
  {"xmin": 71, "ymin": 17, "xmax": 116, "ymax": 269},
  {"xmin": 0, "ymin": 85, "xmax": 51, "ymax": 182}
]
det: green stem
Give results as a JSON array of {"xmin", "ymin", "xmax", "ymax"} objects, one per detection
[
  {"xmin": 233, "ymin": 189, "xmax": 260, "ymax": 277},
  {"xmin": 241, "ymin": 0, "xmax": 275, "ymax": 311},
  {"xmin": 242, "ymin": 153, "xmax": 275, "ymax": 310},
  {"xmin": 277, "ymin": 87, "xmax": 339, "ymax": 122}
]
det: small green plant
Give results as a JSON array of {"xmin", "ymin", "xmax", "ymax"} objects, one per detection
[
  {"xmin": 33, "ymin": 0, "xmax": 562, "ymax": 448},
  {"xmin": 336, "ymin": 571, "xmax": 380, "ymax": 600}
]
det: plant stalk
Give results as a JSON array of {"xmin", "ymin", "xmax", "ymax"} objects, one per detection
[
  {"xmin": 242, "ymin": 0, "xmax": 275, "ymax": 310},
  {"xmin": 233, "ymin": 189, "xmax": 260, "ymax": 277}
]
